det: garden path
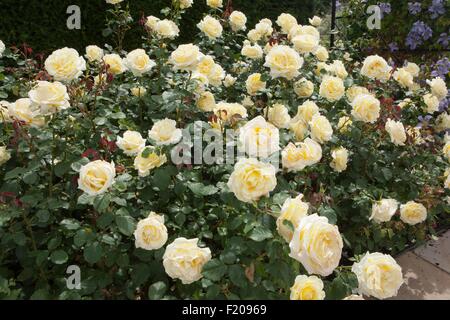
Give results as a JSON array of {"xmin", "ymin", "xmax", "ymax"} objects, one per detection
[{"xmin": 392, "ymin": 230, "xmax": 450, "ymax": 300}]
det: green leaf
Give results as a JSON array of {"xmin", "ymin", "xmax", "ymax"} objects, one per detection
[
  {"xmin": 319, "ymin": 206, "xmax": 338, "ymax": 225},
  {"xmin": 131, "ymin": 263, "xmax": 151, "ymax": 286},
  {"xmin": 93, "ymin": 193, "xmax": 111, "ymax": 213},
  {"xmin": 50, "ymin": 250, "xmax": 68, "ymax": 265},
  {"xmin": 115, "ymin": 215, "xmax": 136, "ymax": 236},
  {"xmin": 326, "ymin": 276, "xmax": 349, "ymax": 300},
  {"xmin": 148, "ymin": 281, "xmax": 167, "ymax": 300},
  {"xmin": 249, "ymin": 226, "xmax": 273, "ymax": 242},
  {"xmin": 382, "ymin": 168, "xmax": 392, "ymax": 181},
  {"xmin": 70, "ymin": 158, "xmax": 90, "ymax": 172},
  {"xmin": 202, "ymin": 259, "xmax": 227, "ymax": 281},
  {"xmin": 188, "ymin": 182, "xmax": 219, "ymax": 196},
  {"xmin": 228, "ymin": 265, "xmax": 247, "ymax": 288},
  {"xmin": 23, "ymin": 172, "xmax": 38, "ymax": 185},
  {"xmin": 84, "ymin": 242, "xmax": 103, "ymax": 264}
]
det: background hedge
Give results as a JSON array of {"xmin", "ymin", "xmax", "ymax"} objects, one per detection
[{"xmin": 0, "ymin": 0, "xmax": 331, "ymax": 53}]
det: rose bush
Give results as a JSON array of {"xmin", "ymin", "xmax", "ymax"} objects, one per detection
[{"xmin": 0, "ymin": 0, "xmax": 449, "ymax": 300}]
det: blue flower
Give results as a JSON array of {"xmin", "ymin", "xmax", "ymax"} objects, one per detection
[
  {"xmin": 437, "ymin": 33, "xmax": 449, "ymax": 49},
  {"xmin": 388, "ymin": 42, "xmax": 399, "ymax": 52},
  {"xmin": 428, "ymin": 0, "xmax": 445, "ymax": 20},
  {"xmin": 408, "ymin": 2, "xmax": 421, "ymax": 15},
  {"xmin": 406, "ymin": 21, "xmax": 433, "ymax": 49}
]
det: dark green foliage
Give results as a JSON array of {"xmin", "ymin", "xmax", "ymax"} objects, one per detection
[{"xmin": 0, "ymin": 0, "xmax": 330, "ymax": 53}]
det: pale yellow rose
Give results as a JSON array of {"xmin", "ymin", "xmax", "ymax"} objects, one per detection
[
  {"xmin": 134, "ymin": 146, "xmax": 167, "ymax": 177},
  {"xmin": 436, "ymin": 112, "xmax": 450, "ymax": 131},
  {"xmin": 352, "ymin": 252, "xmax": 403, "ymax": 299},
  {"xmin": 292, "ymin": 34, "xmax": 319, "ymax": 54},
  {"xmin": 265, "ymin": 103, "xmax": 291, "ymax": 128},
  {"xmin": 28, "ymin": 81, "xmax": 70, "ymax": 115},
  {"xmin": 155, "ymin": 19, "xmax": 180, "ymax": 39},
  {"xmin": 131, "ymin": 86, "xmax": 147, "ymax": 97},
  {"xmin": 309, "ymin": 16, "xmax": 322, "ymax": 27},
  {"xmin": 393, "ymin": 68, "xmax": 414, "ymax": 89},
  {"xmin": 163, "ymin": 238, "xmax": 211, "ymax": 284},
  {"xmin": 337, "ymin": 116, "xmax": 352, "ymax": 133},
  {"xmin": 197, "ymin": 91, "xmax": 216, "ymax": 112},
  {"xmin": 169, "ymin": 44, "xmax": 202, "ymax": 71},
  {"xmin": 351, "ymin": 94, "xmax": 380, "ymax": 123},
  {"xmin": 227, "ymin": 158, "xmax": 277, "ymax": 203},
  {"xmin": 290, "ymin": 275, "xmax": 325, "ymax": 300},
  {"xmin": 443, "ymin": 141, "xmax": 450, "ymax": 161},
  {"xmin": 246, "ymin": 73, "xmax": 266, "ymax": 95},
  {"xmin": 385, "ymin": 118, "xmax": 407, "ymax": 146},
  {"xmin": 255, "ymin": 19, "xmax": 273, "ymax": 37},
  {"xmin": 276, "ymin": 13, "xmax": 298, "ymax": 34},
  {"xmin": 85, "ymin": 45, "xmax": 104, "ymax": 62},
  {"xmin": 78, "ymin": 160, "xmax": 116, "ymax": 196},
  {"xmin": 288, "ymin": 25, "xmax": 320, "ymax": 41},
  {"xmin": 319, "ymin": 76, "xmax": 345, "ymax": 102},
  {"xmin": 103, "ymin": 53, "xmax": 127, "ymax": 75},
  {"xmin": 289, "ymin": 119, "xmax": 309, "ymax": 141},
  {"xmin": 206, "ymin": 0, "xmax": 223, "ymax": 8},
  {"xmin": 223, "ymin": 74, "xmax": 237, "ymax": 87},
  {"xmin": 229, "ymin": 11, "xmax": 247, "ymax": 32},
  {"xmin": 148, "ymin": 118, "xmax": 182, "ymax": 145},
  {"xmin": 360, "ymin": 55, "xmax": 392, "ymax": 81},
  {"xmin": 314, "ymin": 46, "xmax": 329, "ymax": 61},
  {"xmin": 294, "ymin": 78, "xmax": 314, "ymax": 98},
  {"xmin": 315, "ymin": 62, "xmax": 330, "ymax": 76},
  {"xmin": 197, "ymin": 15, "xmax": 223, "ymax": 40},
  {"xmin": 309, "ymin": 114, "xmax": 333, "ymax": 144},
  {"xmin": 238, "ymin": 116, "xmax": 280, "ymax": 158},
  {"xmin": 106, "ymin": 0, "xmax": 124, "ymax": 4},
  {"xmin": 124, "ymin": 49, "xmax": 156, "ymax": 77},
  {"xmin": 145, "ymin": 16, "xmax": 160, "ymax": 30},
  {"xmin": 117, "ymin": 130, "xmax": 146, "ymax": 156},
  {"xmin": 264, "ymin": 45, "xmax": 303, "ymax": 80},
  {"xmin": 427, "ymin": 77, "xmax": 447, "ymax": 101},
  {"xmin": 346, "ymin": 85, "xmax": 370, "ymax": 102},
  {"xmin": 134, "ymin": 212, "xmax": 168, "ymax": 250},
  {"xmin": 207, "ymin": 63, "xmax": 225, "ymax": 87},
  {"xmin": 247, "ymin": 29, "xmax": 262, "ymax": 43},
  {"xmin": 293, "ymin": 100, "xmax": 319, "ymax": 123},
  {"xmin": 277, "ymin": 195, "xmax": 309, "ymax": 242},
  {"xmin": 179, "ymin": 0, "xmax": 193, "ymax": 9},
  {"xmin": 8, "ymin": 98, "xmax": 45, "ymax": 127},
  {"xmin": 400, "ymin": 201, "xmax": 427, "ymax": 225},
  {"xmin": 289, "ymin": 214, "xmax": 343, "ymax": 276},
  {"xmin": 214, "ymin": 102, "xmax": 248, "ymax": 121},
  {"xmin": 330, "ymin": 147, "xmax": 349, "ymax": 172},
  {"xmin": 282, "ymin": 139, "xmax": 322, "ymax": 172},
  {"xmin": 423, "ymin": 93, "xmax": 440, "ymax": 113},
  {"xmin": 404, "ymin": 62, "xmax": 420, "ymax": 77},
  {"xmin": 329, "ymin": 60, "xmax": 348, "ymax": 79},
  {"xmin": 0, "ymin": 146, "xmax": 11, "ymax": 166},
  {"xmin": 45, "ymin": 47, "xmax": 86, "ymax": 82},
  {"xmin": 241, "ymin": 41, "xmax": 263, "ymax": 59},
  {"xmin": 369, "ymin": 199, "xmax": 399, "ymax": 223}
]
